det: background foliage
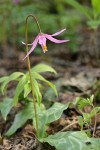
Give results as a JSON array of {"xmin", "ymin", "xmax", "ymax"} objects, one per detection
[{"xmin": 0, "ymin": 0, "xmax": 84, "ymax": 56}]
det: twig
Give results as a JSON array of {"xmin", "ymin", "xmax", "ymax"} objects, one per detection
[{"xmin": 60, "ymin": 121, "xmax": 78, "ymax": 132}]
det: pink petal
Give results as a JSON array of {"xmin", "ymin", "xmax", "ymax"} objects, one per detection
[
  {"xmin": 44, "ymin": 34, "xmax": 69, "ymax": 43},
  {"xmin": 38, "ymin": 34, "xmax": 48, "ymax": 53},
  {"xmin": 38, "ymin": 34, "xmax": 46, "ymax": 45},
  {"xmin": 23, "ymin": 35, "xmax": 39, "ymax": 60},
  {"xmin": 51, "ymin": 29, "xmax": 66, "ymax": 36},
  {"xmin": 41, "ymin": 44, "xmax": 46, "ymax": 53}
]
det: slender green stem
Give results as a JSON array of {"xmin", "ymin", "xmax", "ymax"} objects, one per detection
[
  {"xmin": 26, "ymin": 14, "xmax": 41, "ymax": 33},
  {"xmin": 25, "ymin": 14, "xmax": 41, "ymax": 137}
]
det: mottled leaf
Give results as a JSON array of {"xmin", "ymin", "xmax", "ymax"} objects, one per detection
[
  {"xmin": 41, "ymin": 131, "xmax": 100, "ymax": 150},
  {"xmin": 37, "ymin": 102, "xmax": 69, "ymax": 138},
  {"xmin": 5, "ymin": 102, "xmax": 34, "ymax": 137}
]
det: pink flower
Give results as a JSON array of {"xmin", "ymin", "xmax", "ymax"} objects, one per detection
[{"xmin": 22, "ymin": 29, "xmax": 69, "ymax": 60}]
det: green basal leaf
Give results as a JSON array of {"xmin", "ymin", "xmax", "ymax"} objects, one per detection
[
  {"xmin": 6, "ymin": 101, "xmax": 68, "ymax": 138},
  {"xmin": 0, "ymin": 98, "xmax": 13, "ymax": 120},
  {"xmin": 41, "ymin": 131, "xmax": 100, "ymax": 150},
  {"xmin": 0, "ymin": 72, "xmax": 24, "ymax": 94},
  {"xmin": 5, "ymin": 102, "xmax": 45, "ymax": 137},
  {"xmin": 14, "ymin": 75, "xmax": 27, "ymax": 106},
  {"xmin": 31, "ymin": 64, "xmax": 57, "ymax": 74},
  {"xmin": 44, "ymin": 102, "xmax": 68, "ymax": 124},
  {"xmin": 37, "ymin": 102, "xmax": 69, "ymax": 138},
  {"xmin": 87, "ymin": 138, "xmax": 100, "ymax": 150},
  {"xmin": 5, "ymin": 102, "xmax": 34, "ymax": 137}
]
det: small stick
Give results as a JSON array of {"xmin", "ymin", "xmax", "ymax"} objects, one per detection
[{"xmin": 61, "ymin": 121, "xmax": 78, "ymax": 132}]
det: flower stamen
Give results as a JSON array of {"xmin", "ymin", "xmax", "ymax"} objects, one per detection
[{"xmin": 43, "ymin": 45, "xmax": 48, "ymax": 53}]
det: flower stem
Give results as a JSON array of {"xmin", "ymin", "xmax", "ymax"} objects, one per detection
[{"xmin": 25, "ymin": 14, "xmax": 41, "ymax": 137}]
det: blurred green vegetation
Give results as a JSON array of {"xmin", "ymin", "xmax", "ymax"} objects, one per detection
[{"xmin": 0, "ymin": 0, "xmax": 97, "ymax": 57}]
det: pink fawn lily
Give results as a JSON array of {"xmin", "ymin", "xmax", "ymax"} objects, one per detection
[{"xmin": 22, "ymin": 28, "xmax": 69, "ymax": 60}]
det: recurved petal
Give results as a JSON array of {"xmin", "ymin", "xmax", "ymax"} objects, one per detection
[
  {"xmin": 44, "ymin": 34, "xmax": 69, "ymax": 43},
  {"xmin": 23, "ymin": 35, "xmax": 39, "ymax": 60},
  {"xmin": 51, "ymin": 29, "xmax": 66, "ymax": 36}
]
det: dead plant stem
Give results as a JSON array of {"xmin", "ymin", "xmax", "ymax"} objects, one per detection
[{"xmin": 61, "ymin": 121, "xmax": 78, "ymax": 132}]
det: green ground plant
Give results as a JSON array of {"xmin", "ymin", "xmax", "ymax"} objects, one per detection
[{"xmin": 75, "ymin": 95, "xmax": 100, "ymax": 136}]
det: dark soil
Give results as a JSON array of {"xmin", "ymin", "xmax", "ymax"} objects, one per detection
[{"xmin": 0, "ymin": 124, "xmax": 55, "ymax": 150}]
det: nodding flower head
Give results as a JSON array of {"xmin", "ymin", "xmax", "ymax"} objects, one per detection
[
  {"xmin": 38, "ymin": 33, "xmax": 48, "ymax": 53},
  {"xmin": 22, "ymin": 29, "xmax": 69, "ymax": 60}
]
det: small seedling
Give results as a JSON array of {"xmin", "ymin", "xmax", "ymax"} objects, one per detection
[{"xmin": 76, "ymin": 95, "xmax": 100, "ymax": 136}]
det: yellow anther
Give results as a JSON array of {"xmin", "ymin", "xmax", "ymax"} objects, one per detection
[{"xmin": 43, "ymin": 45, "xmax": 48, "ymax": 52}]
